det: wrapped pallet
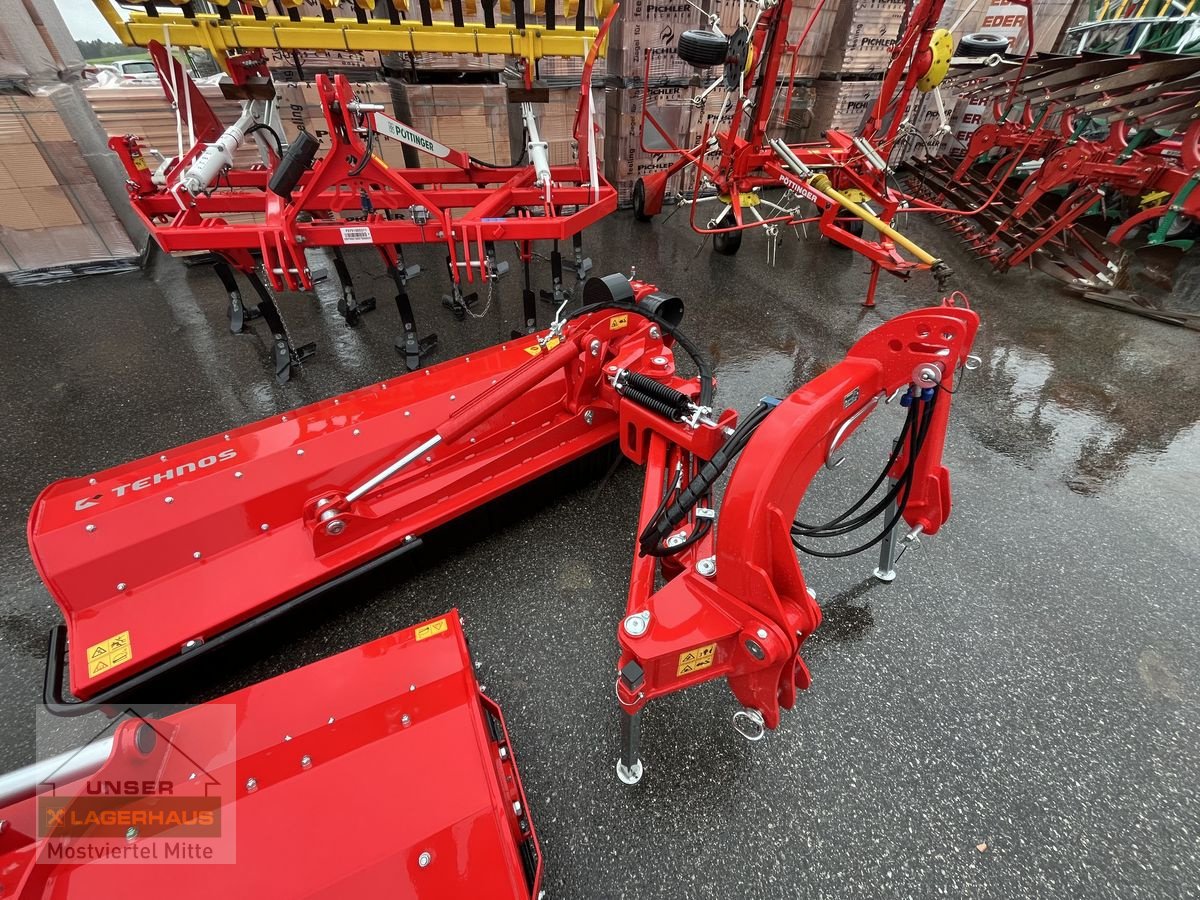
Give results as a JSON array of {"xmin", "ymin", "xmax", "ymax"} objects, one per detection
[
  {"xmin": 1, "ymin": 90, "xmax": 138, "ymax": 283},
  {"xmin": 820, "ymin": 0, "xmax": 907, "ymax": 76},
  {"xmin": 943, "ymin": 0, "xmax": 1084, "ymax": 54},
  {"xmin": 391, "ymin": 83, "xmax": 512, "ymax": 168},
  {"xmin": 263, "ymin": 49, "xmax": 383, "ymax": 83},
  {"xmin": 516, "ymin": 85, "xmax": 606, "ymax": 168},
  {"xmin": 809, "ymin": 77, "xmax": 880, "ymax": 136},
  {"xmin": 604, "ymin": 80, "xmax": 696, "ymax": 207},
  {"xmin": 607, "ymin": 0, "xmax": 707, "ymax": 82}
]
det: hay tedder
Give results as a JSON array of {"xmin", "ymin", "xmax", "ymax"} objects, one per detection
[
  {"xmin": 630, "ymin": 0, "xmax": 1004, "ymax": 305},
  {"xmin": 908, "ymin": 53, "xmax": 1200, "ymax": 329},
  {"xmin": 6, "ymin": 272, "xmax": 980, "ymax": 888},
  {"xmin": 97, "ymin": 0, "xmax": 619, "ymax": 382}
]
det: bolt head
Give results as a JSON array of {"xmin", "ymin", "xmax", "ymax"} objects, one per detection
[
  {"xmin": 513, "ymin": 801, "xmax": 523, "ymax": 816},
  {"xmin": 193, "ymin": 551, "xmax": 202, "ymax": 560},
  {"xmin": 85, "ymin": 524, "xmax": 96, "ymax": 533},
  {"xmin": 402, "ymin": 714, "xmax": 411, "ymax": 726},
  {"xmin": 125, "ymin": 826, "xmax": 138, "ymax": 842},
  {"xmin": 116, "ymin": 582, "xmax": 127, "ymax": 591},
  {"xmin": 164, "ymin": 496, "xmax": 174, "ymax": 504},
  {"xmin": 649, "ymin": 326, "xmax": 661, "ymax": 339},
  {"xmin": 235, "ymin": 471, "xmax": 243, "ymax": 478},
  {"xmin": 756, "ymin": 627, "xmax": 768, "ymax": 640},
  {"xmin": 325, "ymin": 519, "xmax": 345, "ymax": 536},
  {"xmin": 245, "ymin": 778, "xmax": 257, "ymax": 792},
  {"xmin": 583, "ymin": 409, "xmax": 595, "ymax": 425},
  {"xmin": 297, "ymin": 449, "xmax": 304, "ymax": 456},
  {"xmin": 623, "ymin": 612, "xmax": 650, "ymax": 637},
  {"xmin": 260, "ymin": 523, "xmax": 269, "ymax": 532},
  {"xmin": 419, "ymin": 851, "xmax": 432, "ymax": 868},
  {"xmin": 353, "ymin": 429, "xmax": 361, "ymax": 436},
  {"xmin": 301, "ymin": 755, "xmax": 312, "ymax": 769},
  {"xmin": 652, "ymin": 356, "xmax": 667, "ymax": 365}
]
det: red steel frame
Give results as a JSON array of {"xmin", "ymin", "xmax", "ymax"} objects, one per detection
[
  {"xmin": 109, "ymin": 24, "xmax": 616, "ymax": 297},
  {"xmin": 29, "ymin": 272, "xmax": 979, "ymax": 780},
  {"xmin": 635, "ymin": 0, "xmax": 1034, "ymax": 304},
  {"xmin": 0, "ymin": 611, "xmax": 544, "ymax": 898}
]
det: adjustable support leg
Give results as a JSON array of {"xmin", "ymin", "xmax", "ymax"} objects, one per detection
[
  {"xmin": 539, "ymin": 240, "xmax": 570, "ymax": 306},
  {"xmin": 212, "ymin": 259, "xmax": 260, "ymax": 334},
  {"xmin": 331, "ymin": 247, "xmax": 376, "ymax": 327},
  {"xmin": 617, "ymin": 709, "xmax": 643, "ymax": 785},
  {"xmin": 441, "ymin": 255, "xmax": 479, "ymax": 321},
  {"xmin": 384, "ymin": 247, "xmax": 437, "ymax": 372},
  {"xmin": 244, "ymin": 268, "xmax": 316, "ymax": 385},
  {"xmin": 512, "ymin": 242, "xmax": 538, "ymax": 338},
  {"xmin": 874, "ymin": 481, "xmax": 901, "ymax": 583},
  {"xmin": 571, "ymin": 232, "xmax": 592, "ymax": 281}
]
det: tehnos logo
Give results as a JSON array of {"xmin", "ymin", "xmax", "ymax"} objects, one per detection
[{"xmin": 73, "ymin": 449, "xmax": 238, "ymax": 512}]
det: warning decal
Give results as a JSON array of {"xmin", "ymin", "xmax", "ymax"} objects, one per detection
[
  {"xmin": 86, "ymin": 631, "xmax": 133, "ymax": 679},
  {"xmin": 676, "ymin": 642, "xmax": 716, "ymax": 676},
  {"xmin": 609, "ymin": 314, "xmax": 629, "ymax": 331},
  {"xmin": 415, "ymin": 618, "xmax": 449, "ymax": 641}
]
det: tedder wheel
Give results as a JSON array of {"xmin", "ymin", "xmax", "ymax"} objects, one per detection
[
  {"xmin": 632, "ymin": 178, "xmax": 653, "ymax": 222},
  {"xmin": 678, "ymin": 30, "xmax": 729, "ymax": 68},
  {"xmin": 712, "ymin": 210, "xmax": 742, "ymax": 255},
  {"xmin": 957, "ymin": 32, "xmax": 1008, "ymax": 57}
]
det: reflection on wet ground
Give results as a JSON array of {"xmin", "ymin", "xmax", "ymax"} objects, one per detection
[{"xmin": 0, "ymin": 209, "xmax": 1197, "ymax": 897}]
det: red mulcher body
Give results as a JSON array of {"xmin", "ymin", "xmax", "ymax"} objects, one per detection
[
  {"xmin": 0, "ymin": 611, "xmax": 542, "ymax": 898},
  {"xmin": 28, "ymin": 273, "xmax": 979, "ymax": 785}
]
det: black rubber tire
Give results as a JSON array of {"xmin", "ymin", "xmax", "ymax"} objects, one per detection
[
  {"xmin": 957, "ymin": 32, "xmax": 1009, "ymax": 57},
  {"xmin": 830, "ymin": 217, "xmax": 864, "ymax": 249},
  {"xmin": 632, "ymin": 178, "xmax": 653, "ymax": 222},
  {"xmin": 712, "ymin": 211, "xmax": 742, "ymax": 256},
  {"xmin": 678, "ymin": 30, "xmax": 729, "ymax": 68}
]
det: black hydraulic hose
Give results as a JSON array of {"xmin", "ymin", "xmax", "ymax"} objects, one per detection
[
  {"xmin": 639, "ymin": 401, "xmax": 774, "ymax": 555},
  {"xmin": 792, "ymin": 399, "xmax": 919, "ymax": 537},
  {"xmin": 793, "ymin": 392, "xmax": 938, "ymax": 559}
]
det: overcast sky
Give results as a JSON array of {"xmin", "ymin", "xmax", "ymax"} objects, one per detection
[{"xmin": 53, "ymin": 0, "xmax": 130, "ymax": 42}]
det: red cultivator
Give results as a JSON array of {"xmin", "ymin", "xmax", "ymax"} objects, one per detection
[
  {"xmin": 631, "ymin": 0, "xmax": 1000, "ymax": 305},
  {"xmin": 30, "ymin": 272, "xmax": 979, "ymax": 785},
  {"xmin": 0, "ymin": 611, "xmax": 545, "ymax": 897},
  {"xmin": 908, "ymin": 53, "xmax": 1200, "ymax": 329},
  {"xmin": 110, "ymin": 19, "xmax": 615, "ymax": 382}
]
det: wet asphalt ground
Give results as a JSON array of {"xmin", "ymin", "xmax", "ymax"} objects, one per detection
[{"xmin": 1, "ymin": 208, "xmax": 1198, "ymax": 898}]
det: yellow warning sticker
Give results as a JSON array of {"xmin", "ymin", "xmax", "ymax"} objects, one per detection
[
  {"xmin": 87, "ymin": 631, "xmax": 133, "ymax": 679},
  {"xmin": 524, "ymin": 337, "xmax": 561, "ymax": 357},
  {"xmin": 415, "ymin": 618, "xmax": 449, "ymax": 641},
  {"xmin": 676, "ymin": 642, "xmax": 716, "ymax": 676},
  {"xmin": 609, "ymin": 314, "xmax": 629, "ymax": 331},
  {"xmin": 132, "ymin": 155, "xmax": 148, "ymax": 171}
]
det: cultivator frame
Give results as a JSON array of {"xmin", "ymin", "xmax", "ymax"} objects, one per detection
[
  {"xmin": 30, "ymin": 272, "xmax": 979, "ymax": 783},
  {"xmin": 102, "ymin": 6, "xmax": 616, "ymax": 382},
  {"xmin": 908, "ymin": 52, "xmax": 1200, "ymax": 329}
]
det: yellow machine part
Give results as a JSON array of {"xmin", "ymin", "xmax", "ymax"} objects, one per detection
[
  {"xmin": 1140, "ymin": 190, "xmax": 1170, "ymax": 208},
  {"xmin": 917, "ymin": 28, "xmax": 953, "ymax": 93},
  {"xmin": 718, "ymin": 192, "xmax": 761, "ymax": 208},
  {"xmin": 809, "ymin": 173, "xmax": 940, "ymax": 266},
  {"xmin": 87, "ymin": 0, "xmax": 605, "ymax": 71}
]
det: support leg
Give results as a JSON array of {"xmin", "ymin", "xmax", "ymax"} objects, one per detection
[
  {"xmin": 873, "ymin": 484, "xmax": 901, "ymax": 583},
  {"xmin": 330, "ymin": 247, "xmax": 377, "ymax": 327},
  {"xmin": 571, "ymin": 232, "xmax": 592, "ymax": 281},
  {"xmin": 863, "ymin": 261, "xmax": 882, "ymax": 308},
  {"xmin": 539, "ymin": 240, "xmax": 570, "ymax": 306},
  {"xmin": 441, "ymin": 254, "xmax": 479, "ymax": 321},
  {"xmin": 243, "ymin": 268, "xmax": 316, "ymax": 384},
  {"xmin": 212, "ymin": 259, "xmax": 260, "ymax": 334},
  {"xmin": 383, "ymin": 247, "xmax": 437, "ymax": 372},
  {"xmin": 617, "ymin": 708, "xmax": 644, "ymax": 785}
]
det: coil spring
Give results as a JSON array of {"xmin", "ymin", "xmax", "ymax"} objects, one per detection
[
  {"xmin": 622, "ymin": 371, "xmax": 691, "ymax": 417},
  {"xmin": 620, "ymin": 384, "xmax": 682, "ymax": 420}
]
